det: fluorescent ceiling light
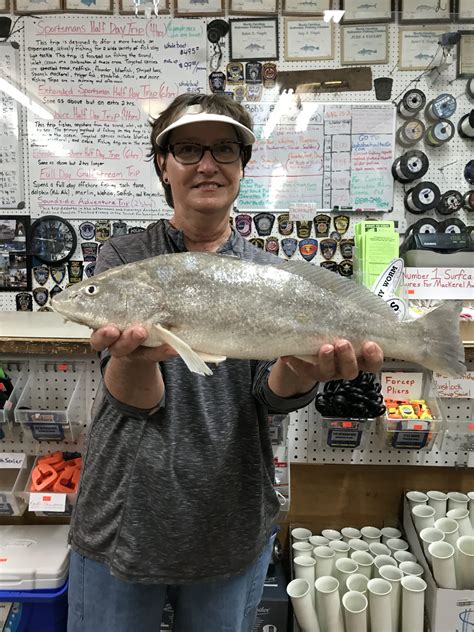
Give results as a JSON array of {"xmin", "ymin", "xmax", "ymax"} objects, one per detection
[{"xmin": 0, "ymin": 77, "xmax": 54, "ymax": 120}]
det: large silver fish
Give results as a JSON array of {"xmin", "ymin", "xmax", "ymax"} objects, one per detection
[{"xmin": 51, "ymin": 252, "xmax": 466, "ymax": 378}]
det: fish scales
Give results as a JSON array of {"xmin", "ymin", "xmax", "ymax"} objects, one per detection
[{"xmin": 51, "ymin": 252, "xmax": 466, "ymax": 377}]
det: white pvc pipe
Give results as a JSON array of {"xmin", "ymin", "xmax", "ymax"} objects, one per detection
[
  {"xmin": 447, "ymin": 491, "xmax": 469, "ymax": 512},
  {"xmin": 447, "ymin": 507, "xmax": 473, "ymax": 537},
  {"xmin": 467, "ymin": 491, "xmax": 474, "ymax": 531},
  {"xmin": 399, "ymin": 561, "xmax": 424, "ymax": 578},
  {"xmin": 373, "ymin": 555, "xmax": 397, "ymax": 578},
  {"xmin": 360, "ymin": 525, "xmax": 381, "ymax": 544},
  {"xmin": 328, "ymin": 539, "xmax": 350, "ymax": 561},
  {"xmin": 293, "ymin": 541, "xmax": 314, "ymax": 559},
  {"xmin": 386, "ymin": 538, "xmax": 409, "ymax": 554},
  {"xmin": 406, "ymin": 490, "xmax": 428, "ymax": 509},
  {"xmin": 427, "ymin": 490, "xmax": 447, "ymax": 521},
  {"xmin": 419, "ymin": 526, "xmax": 445, "ymax": 564},
  {"xmin": 412, "ymin": 504, "xmax": 436, "ymax": 533},
  {"xmin": 367, "ymin": 578, "xmax": 392, "ymax": 632},
  {"xmin": 287, "ymin": 578, "xmax": 321, "ymax": 632},
  {"xmin": 401, "ymin": 575, "xmax": 427, "ymax": 632},
  {"xmin": 334, "ymin": 557, "xmax": 359, "ymax": 596},
  {"xmin": 380, "ymin": 527, "xmax": 401, "ymax": 545},
  {"xmin": 310, "ymin": 535, "xmax": 330, "ymax": 548},
  {"xmin": 342, "ymin": 590, "xmax": 368, "ymax": 632},
  {"xmin": 292, "ymin": 527, "xmax": 313, "ymax": 542},
  {"xmin": 313, "ymin": 546, "xmax": 335, "ymax": 579},
  {"xmin": 350, "ymin": 550, "xmax": 374, "ymax": 580},
  {"xmin": 379, "ymin": 564, "xmax": 404, "ymax": 632},
  {"xmin": 294, "ymin": 556, "xmax": 317, "ymax": 607},
  {"xmin": 341, "ymin": 527, "xmax": 361, "ymax": 542},
  {"xmin": 315, "ymin": 575, "xmax": 344, "ymax": 632},
  {"xmin": 345, "ymin": 572, "xmax": 369, "ymax": 596},
  {"xmin": 369, "ymin": 542, "xmax": 391, "ymax": 557},
  {"xmin": 348, "ymin": 538, "xmax": 370, "ymax": 553},
  {"xmin": 394, "ymin": 550, "xmax": 417, "ymax": 564},
  {"xmin": 434, "ymin": 517, "xmax": 459, "ymax": 548},
  {"xmin": 321, "ymin": 529, "xmax": 342, "ymax": 542},
  {"xmin": 455, "ymin": 535, "xmax": 474, "ymax": 589},
  {"xmin": 428, "ymin": 541, "xmax": 457, "ymax": 589}
]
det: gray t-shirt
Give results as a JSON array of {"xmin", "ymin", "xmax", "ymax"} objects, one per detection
[{"xmin": 69, "ymin": 219, "xmax": 318, "ymax": 584}]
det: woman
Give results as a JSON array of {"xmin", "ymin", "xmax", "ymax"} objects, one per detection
[{"xmin": 67, "ymin": 93, "xmax": 383, "ymax": 632}]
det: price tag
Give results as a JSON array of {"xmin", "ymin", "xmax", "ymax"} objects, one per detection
[
  {"xmin": 434, "ymin": 372, "xmax": 473, "ymax": 398},
  {"xmin": 0, "ymin": 453, "xmax": 25, "ymax": 469},
  {"xmin": 29, "ymin": 492, "xmax": 66, "ymax": 513},
  {"xmin": 381, "ymin": 372, "xmax": 423, "ymax": 399}
]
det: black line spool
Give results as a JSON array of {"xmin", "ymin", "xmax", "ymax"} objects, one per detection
[
  {"xmin": 467, "ymin": 79, "xmax": 474, "ymax": 102},
  {"xmin": 464, "ymin": 190, "xmax": 474, "ymax": 211},
  {"xmin": 404, "ymin": 182, "xmax": 441, "ymax": 214},
  {"xmin": 458, "ymin": 110, "xmax": 474, "ymax": 139},
  {"xmin": 424, "ymin": 93, "xmax": 457, "ymax": 122},
  {"xmin": 425, "ymin": 119, "xmax": 455, "ymax": 147},
  {"xmin": 396, "ymin": 119, "xmax": 425, "ymax": 147},
  {"xmin": 392, "ymin": 150, "xmax": 429, "ymax": 183},
  {"xmin": 410, "ymin": 218, "xmax": 440, "ymax": 233},
  {"xmin": 438, "ymin": 218, "xmax": 467, "ymax": 234},
  {"xmin": 436, "ymin": 190, "xmax": 464, "ymax": 216},
  {"xmin": 465, "ymin": 160, "xmax": 474, "ymax": 185},
  {"xmin": 397, "ymin": 89, "xmax": 426, "ymax": 119}
]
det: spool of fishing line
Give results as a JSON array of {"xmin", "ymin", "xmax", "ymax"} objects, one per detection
[
  {"xmin": 436, "ymin": 190, "xmax": 464, "ymax": 215},
  {"xmin": 396, "ymin": 119, "xmax": 425, "ymax": 147},
  {"xmin": 392, "ymin": 150, "xmax": 429, "ymax": 183},
  {"xmin": 404, "ymin": 182, "xmax": 441, "ymax": 213},
  {"xmin": 464, "ymin": 190, "xmax": 474, "ymax": 211},
  {"xmin": 438, "ymin": 218, "xmax": 466, "ymax": 234},
  {"xmin": 397, "ymin": 89, "xmax": 426, "ymax": 119},
  {"xmin": 458, "ymin": 110, "xmax": 474, "ymax": 139},
  {"xmin": 424, "ymin": 93, "xmax": 457, "ymax": 122},
  {"xmin": 425, "ymin": 119, "xmax": 455, "ymax": 146},
  {"xmin": 467, "ymin": 79, "xmax": 474, "ymax": 102}
]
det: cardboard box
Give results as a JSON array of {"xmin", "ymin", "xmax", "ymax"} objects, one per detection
[{"xmin": 403, "ymin": 497, "xmax": 474, "ymax": 632}]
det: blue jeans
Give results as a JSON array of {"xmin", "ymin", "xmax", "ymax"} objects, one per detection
[{"xmin": 67, "ymin": 534, "xmax": 275, "ymax": 632}]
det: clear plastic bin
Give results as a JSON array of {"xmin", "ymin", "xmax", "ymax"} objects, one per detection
[
  {"xmin": 440, "ymin": 400, "xmax": 473, "ymax": 452},
  {"xmin": 14, "ymin": 361, "xmax": 89, "ymax": 441},
  {"xmin": 377, "ymin": 370, "xmax": 444, "ymax": 451},
  {"xmin": 318, "ymin": 416, "xmax": 376, "ymax": 449},
  {"xmin": 0, "ymin": 455, "xmax": 34, "ymax": 517},
  {"xmin": 0, "ymin": 359, "xmax": 29, "ymax": 440},
  {"xmin": 22, "ymin": 454, "xmax": 80, "ymax": 517}
]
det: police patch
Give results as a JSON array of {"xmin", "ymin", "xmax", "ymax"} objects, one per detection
[
  {"xmin": 262, "ymin": 62, "xmax": 277, "ymax": 88},
  {"xmin": 50, "ymin": 284, "xmax": 63, "ymax": 299},
  {"xmin": 128, "ymin": 226, "xmax": 145, "ymax": 234},
  {"xmin": 296, "ymin": 221, "xmax": 312, "ymax": 239},
  {"xmin": 281, "ymin": 238, "xmax": 298, "ymax": 258},
  {"xmin": 84, "ymin": 262, "xmax": 96, "ymax": 278},
  {"xmin": 320, "ymin": 238, "xmax": 337, "ymax": 260},
  {"xmin": 79, "ymin": 221, "xmax": 96, "ymax": 241},
  {"xmin": 334, "ymin": 215, "xmax": 350, "ymax": 235},
  {"xmin": 249, "ymin": 237, "xmax": 264, "ymax": 250},
  {"xmin": 33, "ymin": 265, "xmax": 49, "ymax": 286},
  {"xmin": 68, "ymin": 260, "xmax": 83, "ymax": 284},
  {"xmin": 33, "ymin": 287, "xmax": 49, "ymax": 307},
  {"xmin": 265, "ymin": 236, "xmax": 279, "ymax": 255},
  {"xmin": 50, "ymin": 264, "xmax": 66, "ymax": 285},
  {"xmin": 314, "ymin": 214, "xmax": 330, "ymax": 237},
  {"xmin": 299, "ymin": 238, "xmax": 318, "ymax": 262},
  {"xmin": 16, "ymin": 292, "xmax": 32, "ymax": 311},
  {"xmin": 339, "ymin": 239, "xmax": 354, "ymax": 259},
  {"xmin": 81, "ymin": 242, "xmax": 98, "ymax": 262},
  {"xmin": 278, "ymin": 213, "xmax": 294, "ymax": 236},
  {"xmin": 245, "ymin": 62, "xmax": 262, "ymax": 84},
  {"xmin": 227, "ymin": 62, "xmax": 244, "ymax": 84},
  {"xmin": 95, "ymin": 220, "xmax": 111, "ymax": 242},
  {"xmin": 235, "ymin": 214, "xmax": 252, "ymax": 237},
  {"xmin": 209, "ymin": 71, "xmax": 226, "ymax": 93},
  {"xmin": 320, "ymin": 261, "xmax": 339, "ymax": 273},
  {"xmin": 254, "ymin": 213, "xmax": 275, "ymax": 237},
  {"xmin": 246, "ymin": 84, "xmax": 262, "ymax": 102},
  {"xmin": 112, "ymin": 221, "xmax": 128, "ymax": 236},
  {"xmin": 338, "ymin": 259, "xmax": 354, "ymax": 277}
]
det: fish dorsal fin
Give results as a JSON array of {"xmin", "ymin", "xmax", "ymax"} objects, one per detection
[{"xmin": 272, "ymin": 260, "xmax": 398, "ymax": 321}]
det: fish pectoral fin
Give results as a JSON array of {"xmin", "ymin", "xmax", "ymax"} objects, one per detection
[
  {"xmin": 196, "ymin": 352, "xmax": 227, "ymax": 364},
  {"xmin": 151, "ymin": 324, "xmax": 213, "ymax": 377},
  {"xmin": 294, "ymin": 355, "xmax": 317, "ymax": 364}
]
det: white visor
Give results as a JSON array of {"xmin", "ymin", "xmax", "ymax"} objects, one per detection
[{"xmin": 155, "ymin": 105, "xmax": 256, "ymax": 147}]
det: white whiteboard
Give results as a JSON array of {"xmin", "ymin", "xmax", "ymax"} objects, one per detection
[
  {"xmin": 23, "ymin": 16, "xmax": 207, "ymax": 219},
  {"xmin": 0, "ymin": 43, "xmax": 24, "ymax": 210},
  {"xmin": 239, "ymin": 100, "xmax": 396, "ymax": 213}
]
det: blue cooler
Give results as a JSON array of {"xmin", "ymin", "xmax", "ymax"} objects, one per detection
[{"xmin": 0, "ymin": 525, "xmax": 70, "ymax": 632}]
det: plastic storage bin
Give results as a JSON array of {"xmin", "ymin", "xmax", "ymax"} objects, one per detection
[
  {"xmin": 23, "ymin": 454, "xmax": 81, "ymax": 517},
  {"xmin": 377, "ymin": 369, "xmax": 444, "ymax": 451},
  {"xmin": 14, "ymin": 360, "xmax": 89, "ymax": 441},
  {"xmin": 440, "ymin": 399, "xmax": 473, "ymax": 452},
  {"xmin": 318, "ymin": 416, "xmax": 376, "ymax": 449},
  {"xmin": 0, "ymin": 454, "xmax": 34, "ymax": 516},
  {"xmin": 0, "ymin": 359, "xmax": 29, "ymax": 440},
  {"xmin": 0, "ymin": 525, "xmax": 70, "ymax": 632}
]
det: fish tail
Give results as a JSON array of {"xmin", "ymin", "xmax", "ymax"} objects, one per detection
[{"xmin": 405, "ymin": 301, "xmax": 466, "ymax": 377}]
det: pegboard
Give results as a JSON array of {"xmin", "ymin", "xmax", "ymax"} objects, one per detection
[
  {"xmin": 0, "ymin": 355, "xmax": 99, "ymax": 456},
  {"xmin": 288, "ymin": 356, "xmax": 474, "ymax": 467}
]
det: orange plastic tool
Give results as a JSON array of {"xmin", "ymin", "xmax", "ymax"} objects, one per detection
[
  {"xmin": 31, "ymin": 463, "xmax": 58, "ymax": 492},
  {"xmin": 52, "ymin": 467, "xmax": 81, "ymax": 494}
]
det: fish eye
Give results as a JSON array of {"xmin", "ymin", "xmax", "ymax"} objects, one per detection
[{"xmin": 84, "ymin": 285, "xmax": 98, "ymax": 295}]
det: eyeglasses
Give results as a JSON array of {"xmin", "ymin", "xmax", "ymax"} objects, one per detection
[{"xmin": 167, "ymin": 142, "xmax": 243, "ymax": 165}]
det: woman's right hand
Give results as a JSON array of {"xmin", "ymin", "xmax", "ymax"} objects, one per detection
[{"xmin": 90, "ymin": 325, "xmax": 178, "ymax": 363}]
